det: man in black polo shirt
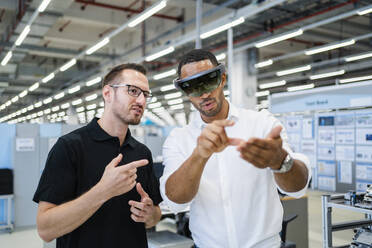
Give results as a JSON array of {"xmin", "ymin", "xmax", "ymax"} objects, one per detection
[{"xmin": 33, "ymin": 63, "xmax": 162, "ymax": 248}]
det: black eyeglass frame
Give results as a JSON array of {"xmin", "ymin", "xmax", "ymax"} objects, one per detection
[{"xmin": 109, "ymin": 84, "xmax": 153, "ymax": 101}]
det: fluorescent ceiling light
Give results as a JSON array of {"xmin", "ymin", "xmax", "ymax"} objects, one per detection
[
  {"xmin": 259, "ymin": 80, "xmax": 286, "ymax": 89},
  {"xmin": 146, "ymin": 46, "xmax": 174, "ymax": 62},
  {"xmin": 310, "ymin": 70, "xmax": 345, "ymax": 80},
  {"xmin": 44, "ymin": 109, "xmax": 51, "ymax": 114},
  {"xmin": 305, "ymin": 39, "xmax": 355, "ymax": 55},
  {"xmin": 37, "ymin": 111, "xmax": 43, "ymax": 117},
  {"xmin": 255, "ymin": 91, "xmax": 270, "ymax": 97},
  {"xmin": 86, "ymin": 77, "xmax": 102, "ymax": 86},
  {"xmin": 5, "ymin": 101, "xmax": 11, "ymax": 106},
  {"xmin": 86, "ymin": 104, "xmax": 97, "ymax": 110},
  {"xmin": 255, "ymin": 29, "xmax": 303, "ymax": 48},
  {"xmin": 43, "ymin": 97, "xmax": 53, "ymax": 104},
  {"xmin": 1, "ymin": 51, "xmax": 13, "ymax": 66},
  {"xmin": 224, "ymin": 90, "xmax": 230, "ymax": 95},
  {"xmin": 72, "ymin": 99, "xmax": 83, "ymax": 105},
  {"xmin": 42, "ymin": 73, "xmax": 55, "ymax": 83},
  {"xmin": 287, "ymin": 83, "xmax": 314, "ymax": 92},
  {"xmin": 169, "ymin": 103, "xmax": 184, "ymax": 110},
  {"xmin": 29, "ymin": 82, "xmax": 39, "ymax": 91},
  {"xmin": 86, "ymin": 38, "xmax": 110, "ymax": 55},
  {"xmin": 340, "ymin": 75, "xmax": 372, "ymax": 84},
  {"xmin": 345, "ymin": 52, "xmax": 372, "ymax": 62},
  {"xmin": 19, "ymin": 90, "xmax": 28, "ymax": 98},
  {"xmin": 11, "ymin": 96, "xmax": 19, "ymax": 103},
  {"xmin": 61, "ymin": 103, "xmax": 70, "ymax": 109},
  {"xmin": 21, "ymin": 108, "xmax": 27, "ymax": 113},
  {"xmin": 152, "ymin": 107, "xmax": 165, "ymax": 113},
  {"xmin": 276, "ymin": 65, "xmax": 311, "ymax": 76},
  {"xmin": 68, "ymin": 85, "xmax": 80, "ymax": 94},
  {"xmin": 255, "ymin": 59, "xmax": 273, "ymax": 69},
  {"xmin": 52, "ymin": 106, "xmax": 60, "ymax": 112},
  {"xmin": 153, "ymin": 69, "xmax": 176, "ymax": 80},
  {"xmin": 27, "ymin": 105, "xmax": 34, "ymax": 111},
  {"xmin": 160, "ymin": 84, "xmax": 176, "ymax": 92},
  {"xmin": 54, "ymin": 92, "xmax": 65, "ymax": 100},
  {"xmin": 148, "ymin": 102, "xmax": 162, "ymax": 109},
  {"xmin": 164, "ymin": 92, "xmax": 182, "ymax": 99},
  {"xmin": 85, "ymin": 93, "xmax": 97, "ymax": 101},
  {"xmin": 201, "ymin": 17, "xmax": 245, "ymax": 39},
  {"xmin": 38, "ymin": 0, "xmax": 51, "ymax": 12},
  {"xmin": 128, "ymin": 0, "xmax": 167, "ymax": 27},
  {"xmin": 60, "ymin": 59, "xmax": 77, "ymax": 72},
  {"xmin": 358, "ymin": 7, "xmax": 372, "ymax": 15},
  {"xmin": 150, "ymin": 97, "xmax": 157, "ymax": 103},
  {"xmin": 76, "ymin": 107, "xmax": 85, "ymax": 112},
  {"xmin": 34, "ymin": 101, "xmax": 43, "ymax": 108},
  {"xmin": 216, "ymin": 53, "xmax": 226, "ymax": 61},
  {"xmin": 15, "ymin": 25, "xmax": 30, "ymax": 46},
  {"xmin": 168, "ymin": 98, "xmax": 183, "ymax": 105}
]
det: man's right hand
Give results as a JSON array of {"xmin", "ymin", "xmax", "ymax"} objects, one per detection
[
  {"xmin": 98, "ymin": 154, "xmax": 148, "ymax": 200},
  {"xmin": 196, "ymin": 119, "xmax": 236, "ymax": 158}
]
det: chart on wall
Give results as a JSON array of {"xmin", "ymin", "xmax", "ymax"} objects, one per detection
[
  {"xmin": 285, "ymin": 116, "xmax": 302, "ymax": 153},
  {"xmin": 317, "ymin": 112, "xmax": 336, "ymax": 191},
  {"xmin": 335, "ymin": 111, "xmax": 355, "ymax": 187},
  {"xmin": 355, "ymin": 110, "xmax": 372, "ymax": 192}
]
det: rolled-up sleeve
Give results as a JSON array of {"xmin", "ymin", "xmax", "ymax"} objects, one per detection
[
  {"xmin": 160, "ymin": 128, "xmax": 191, "ymax": 213},
  {"xmin": 261, "ymin": 110, "xmax": 312, "ymax": 198}
]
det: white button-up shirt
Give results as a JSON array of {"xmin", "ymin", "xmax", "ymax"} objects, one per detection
[{"xmin": 160, "ymin": 102, "xmax": 311, "ymax": 248}]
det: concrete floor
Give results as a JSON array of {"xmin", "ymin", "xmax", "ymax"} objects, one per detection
[{"xmin": 0, "ymin": 190, "xmax": 366, "ymax": 248}]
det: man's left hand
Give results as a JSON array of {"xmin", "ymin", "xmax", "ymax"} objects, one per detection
[
  {"xmin": 128, "ymin": 183, "xmax": 156, "ymax": 225},
  {"xmin": 234, "ymin": 126, "xmax": 288, "ymax": 170}
]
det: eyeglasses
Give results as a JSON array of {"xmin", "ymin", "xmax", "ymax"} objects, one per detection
[
  {"xmin": 110, "ymin": 84, "xmax": 152, "ymax": 102},
  {"xmin": 173, "ymin": 64, "xmax": 225, "ymax": 97}
]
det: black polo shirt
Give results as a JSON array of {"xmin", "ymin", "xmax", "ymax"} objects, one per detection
[{"xmin": 33, "ymin": 118, "xmax": 162, "ymax": 248}]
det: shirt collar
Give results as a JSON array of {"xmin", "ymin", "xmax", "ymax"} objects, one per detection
[
  {"xmin": 191, "ymin": 100, "xmax": 240, "ymax": 129},
  {"xmin": 88, "ymin": 117, "xmax": 136, "ymax": 148}
]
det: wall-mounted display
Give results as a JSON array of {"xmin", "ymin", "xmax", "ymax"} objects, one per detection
[
  {"xmin": 336, "ymin": 145, "xmax": 355, "ymax": 161},
  {"xmin": 336, "ymin": 129, "xmax": 355, "ymax": 144},
  {"xmin": 335, "ymin": 114, "xmax": 354, "ymax": 127},
  {"xmin": 318, "ymin": 146, "xmax": 335, "ymax": 160},
  {"xmin": 356, "ymin": 113, "xmax": 372, "ymax": 127},
  {"xmin": 318, "ymin": 160, "xmax": 336, "ymax": 176},
  {"xmin": 318, "ymin": 176, "xmax": 336, "ymax": 191},
  {"xmin": 319, "ymin": 116, "xmax": 335, "ymax": 126},
  {"xmin": 286, "ymin": 117, "xmax": 301, "ymax": 132},
  {"xmin": 318, "ymin": 129, "xmax": 335, "ymax": 144},
  {"xmin": 356, "ymin": 146, "xmax": 372, "ymax": 162},
  {"xmin": 338, "ymin": 161, "xmax": 353, "ymax": 184},
  {"xmin": 356, "ymin": 128, "xmax": 372, "ymax": 145},
  {"xmin": 302, "ymin": 118, "xmax": 314, "ymax": 139}
]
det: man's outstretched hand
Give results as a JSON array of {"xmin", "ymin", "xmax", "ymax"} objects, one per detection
[{"xmin": 232, "ymin": 126, "xmax": 287, "ymax": 170}]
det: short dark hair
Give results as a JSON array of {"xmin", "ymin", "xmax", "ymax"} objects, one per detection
[
  {"xmin": 102, "ymin": 63, "xmax": 147, "ymax": 88},
  {"xmin": 177, "ymin": 49, "xmax": 219, "ymax": 77}
]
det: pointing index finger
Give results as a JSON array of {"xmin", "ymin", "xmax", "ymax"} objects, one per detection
[{"xmin": 120, "ymin": 159, "xmax": 148, "ymax": 171}]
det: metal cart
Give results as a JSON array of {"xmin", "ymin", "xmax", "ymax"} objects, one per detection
[
  {"xmin": 322, "ymin": 194, "xmax": 372, "ymax": 248},
  {"xmin": 0, "ymin": 194, "xmax": 14, "ymax": 233}
]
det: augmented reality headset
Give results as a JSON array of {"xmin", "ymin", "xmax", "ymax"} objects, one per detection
[{"xmin": 173, "ymin": 64, "xmax": 225, "ymax": 97}]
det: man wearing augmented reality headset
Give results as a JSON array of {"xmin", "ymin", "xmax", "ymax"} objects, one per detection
[{"xmin": 160, "ymin": 49, "xmax": 311, "ymax": 248}]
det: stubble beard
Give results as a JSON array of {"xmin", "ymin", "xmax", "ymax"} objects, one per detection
[{"xmin": 193, "ymin": 92, "xmax": 223, "ymax": 117}]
